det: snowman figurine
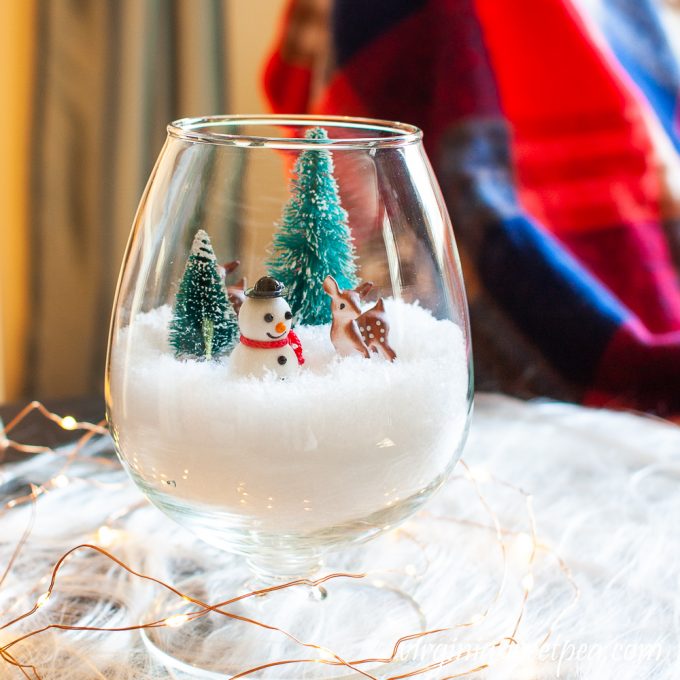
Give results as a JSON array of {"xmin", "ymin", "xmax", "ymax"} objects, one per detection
[{"xmin": 230, "ymin": 276, "xmax": 304, "ymax": 379}]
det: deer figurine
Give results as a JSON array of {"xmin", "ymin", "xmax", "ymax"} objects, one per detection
[
  {"xmin": 217, "ymin": 260, "xmax": 247, "ymax": 315},
  {"xmin": 226, "ymin": 278, "xmax": 247, "ymax": 315},
  {"xmin": 323, "ymin": 276, "xmax": 397, "ymax": 361},
  {"xmin": 217, "ymin": 259, "xmax": 240, "ymax": 283}
]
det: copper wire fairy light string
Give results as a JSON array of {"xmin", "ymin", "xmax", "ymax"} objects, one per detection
[
  {"xmin": 0, "ymin": 492, "xmax": 43, "ymax": 679},
  {"xmin": 510, "ymin": 493, "xmax": 537, "ymax": 642},
  {"xmin": 387, "ymin": 643, "xmax": 506, "ymax": 680},
  {"xmin": 1, "ymin": 545, "xmax": 376, "ymax": 680},
  {"xmin": 440, "ymin": 466, "xmax": 581, "ymax": 649},
  {"xmin": 3, "ymin": 648, "xmax": 37, "ymax": 680},
  {"xmin": 538, "ymin": 549, "xmax": 579, "ymax": 648},
  {"xmin": 425, "ymin": 511, "xmax": 580, "ymax": 650},
  {"xmin": 0, "ymin": 403, "xmax": 106, "ymax": 468},
  {"xmin": 343, "ymin": 469, "xmax": 523, "ymax": 680},
  {"xmin": 0, "ymin": 485, "xmax": 38, "ymax": 590},
  {"xmin": 319, "ymin": 461, "xmax": 514, "ymax": 673},
  {"xmin": 0, "ymin": 402, "xmax": 576, "ymax": 679},
  {"xmin": 387, "ymin": 526, "xmax": 432, "ymax": 579},
  {"xmin": 0, "ymin": 415, "xmax": 108, "ymax": 585},
  {"xmin": 1, "ymin": 402, "xmax": 107, "ymax": 440},
  {"xmin": 221, "ymin": 458, "xmax": 522, "ymax": 679},
  {"xmin": 372, "ymin": 470, "xmax": 579, "ymax": 679},
  {"xmin": 0, "ymin": 410, "xmax": 113, "ymax": 505},
  {"xmin": 181, "ymin": 574, "xmax": 381, "ymax": 680},
  {"xmin": 2, "ymin": 436, "xmax": 508, "ymax": 674},
  {"xmin": 194, "ymin": 461, "xmax": 534, "ymax": 679},
  {"xmin": 0, "ymin": 523, "xmax": 375, "ymax": 677},
  {"xmin": 1, "ymin": 410, "xmax": 532, "ymax": 670}
]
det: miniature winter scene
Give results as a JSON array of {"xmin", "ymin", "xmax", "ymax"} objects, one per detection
[{"xmin": 109, "ymin": 128, "xmax": 469, "ymax": 538}]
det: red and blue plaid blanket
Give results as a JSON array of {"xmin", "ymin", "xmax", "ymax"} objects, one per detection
[{"xmin": 264, "ymin": 0, "xmax": 680, "ymax": 416}]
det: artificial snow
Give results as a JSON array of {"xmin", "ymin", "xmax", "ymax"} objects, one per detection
[{"xmin": 109, "ymin": 300, "xmax": 469, "ymax": 533}]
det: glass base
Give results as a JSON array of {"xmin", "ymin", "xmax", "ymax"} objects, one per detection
[{"xmin": 142, "ymin": 571, "xmax": 426, "ymax": 679}]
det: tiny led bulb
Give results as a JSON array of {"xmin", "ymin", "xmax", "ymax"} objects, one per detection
[
  {"xmin": 96, "ymin": 526, "xmax": 117, "ymax": 547},
  {"xmin": 36, "ymin": 592, "xmax": 50, "ymax": 608},
  {"xmin": 165, "ymin": 614, "xmax": 190, "ymax": 628},
  {"xmin": 53, "ymin": 475, "xmax": 69, "ymax": 488},
  {"xmin": 512, "ymin": 533, "xmax": 535, "ymax": 566},
  {"xmin": 61, "ymin": 416, "xmax": 77, "ymax": 430}
]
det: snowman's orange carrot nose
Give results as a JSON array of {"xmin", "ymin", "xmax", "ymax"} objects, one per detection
[{"xmin": 275, "ymin": 322, "xmax": 286, "ymax": 334}]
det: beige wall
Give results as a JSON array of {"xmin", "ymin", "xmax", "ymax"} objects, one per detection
[
  {"xmin": 0, "ymin": 0, "xmax": 34, "ymax": 402},
  {"xmin": 0, "ymin": 0, "xmax": 287, "ymax": 401},
  {"xmin": 227, "ymin": 0, "xmax": 291, "ymax": 277},
  {"xmin": 227, "ymin": 0, "xmax": 287, "ymax": 113}
]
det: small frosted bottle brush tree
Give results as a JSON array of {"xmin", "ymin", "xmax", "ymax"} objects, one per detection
[
  {"xmin": 169, "ymin": 229, "xmax": 238, "ymax": 359},
  {"xmin": 268, "ymin": 127, "xmax": 358, "ymax": 325}
]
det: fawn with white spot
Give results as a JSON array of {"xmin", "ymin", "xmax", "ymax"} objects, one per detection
[{"xmin": 323, "ymin": 276, "xmax": 397, "ymax": 361}]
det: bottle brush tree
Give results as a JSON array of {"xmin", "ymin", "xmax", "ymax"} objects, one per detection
[
  {"xmin": 268, "ymin": 127, "xmax": 358, "ymax": 325},
  {"xmin": 169, "ymin": 229, "xmax": 238, "ymax": 359}
]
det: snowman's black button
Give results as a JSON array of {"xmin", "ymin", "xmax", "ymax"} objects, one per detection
[{"xmin": 277, "ymin": 355, "xmax": 287, "ymax": 365}]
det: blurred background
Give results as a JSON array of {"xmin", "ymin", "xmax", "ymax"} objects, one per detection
[
  {"xmin": 0, "ymin": 0, "xmax": 287, "ymax": 402},
  {"xmin": 1, "ymin": 0, "xmax": 679, "ymax": 416}
]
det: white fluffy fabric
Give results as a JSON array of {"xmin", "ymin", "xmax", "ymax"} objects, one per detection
[
  {"xmin": 109, "ymin": 301, "xmax": 469, "ymax": 533},
  {"xmin": 1, "ymin": 395, "xmax": 679, "ymax": 679}
]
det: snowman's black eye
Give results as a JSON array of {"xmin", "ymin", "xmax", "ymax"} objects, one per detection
[
  {"xmin": 285, "ymin": 311, "xmax": 292, "ymax": 320},
  {"xmin": 264, "ymin": 313, "xmax": 274, "ymax": 322},
  {"xmin": 340, "ymin": 303, "xmax": 346, "ymax": 309}
]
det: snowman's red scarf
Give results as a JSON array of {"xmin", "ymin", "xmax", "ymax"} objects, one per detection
[{"xmin": 239, "ymin": 330, "xmax": 305, "ymax": 365}]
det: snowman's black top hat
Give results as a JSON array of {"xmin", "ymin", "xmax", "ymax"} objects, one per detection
[{"xmin": 245, "ymin": 276, "xmax": 288, "ymax": 299}]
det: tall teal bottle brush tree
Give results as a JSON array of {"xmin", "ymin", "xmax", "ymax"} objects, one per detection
[
  {"xmin": 268, "ymin": 127, "xmax": 358, "ymax": 325},
  {"xmin": 169, "ymin": 229, "xmax": 239, "ymax": 360}
]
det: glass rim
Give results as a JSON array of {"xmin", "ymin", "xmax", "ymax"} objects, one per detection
[{"xmin": 167, "ymin": 114, "xmax": 423, "ymax": 149}]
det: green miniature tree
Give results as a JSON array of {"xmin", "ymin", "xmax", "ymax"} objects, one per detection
[
  {"xmin": 267, "ymin": 127, "xmax": 358, "ymax": 325},
  {"xmin": 169, "ymin": 229, "xmax": 238, "ymax": 359}
]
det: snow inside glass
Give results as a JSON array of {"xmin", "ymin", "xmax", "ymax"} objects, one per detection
[{"xmin": 106, "ymin": 116, "xmax": 473, "ymax": 583}]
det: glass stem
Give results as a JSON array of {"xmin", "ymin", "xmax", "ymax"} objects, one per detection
[{"xmin": 246, "ymin": 551, "xmax": 323, "ymax": 586}]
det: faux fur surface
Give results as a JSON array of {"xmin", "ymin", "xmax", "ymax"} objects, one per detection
[{"xmin": 1, "ymin": 394, "xmax": 678, "ymax": 678}]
